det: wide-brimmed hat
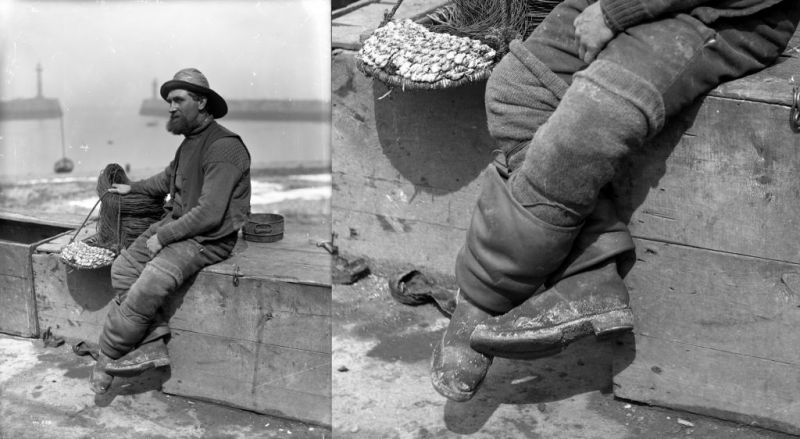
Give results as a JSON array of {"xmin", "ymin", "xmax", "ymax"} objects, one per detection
[{"xmin": 160, "ymin": 68, "xmax": 228, "ymax": 118}]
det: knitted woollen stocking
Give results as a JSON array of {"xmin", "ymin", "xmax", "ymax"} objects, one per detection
[
  {"xmin": 484, "ymin": 41, "xmax": 569, "ymax": 172},
  {"xmin": 508, "ymin": 60, "xmax": 665, "ymax": 226}
]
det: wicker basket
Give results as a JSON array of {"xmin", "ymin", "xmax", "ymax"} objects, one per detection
[
  {"xmin": 356, "ymin": 57, "xmax": 494, "ymax": 91},
  {"xmin": 356, "ymin": 0, "xmax": 564, "ymax": 90},
  {"xmin": 356, "ymin": 18, "xmax": 497, "ymax": 91},
  {"xmin": 59, "ymin": 193, "xmax": 119, "ymax": 270},
  {"xmin": 60, "ymin": 236, "xmax": 117, "ymax": 270}
]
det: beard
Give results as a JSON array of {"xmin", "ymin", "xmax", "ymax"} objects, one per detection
[{"xmin": 166, "ymin": 113, "xmax": 195, "ymax": 135}]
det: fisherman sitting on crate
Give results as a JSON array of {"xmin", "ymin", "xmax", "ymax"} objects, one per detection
[
  {"xmin": 431, "ymin": 0, "xmax": 800, "ymax": 401},
  {"xmin": 90, "ymin": 68, "xmax": 251, "ymax": 394}
]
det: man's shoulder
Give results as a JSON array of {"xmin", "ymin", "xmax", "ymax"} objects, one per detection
[
  {"xmin": 211, "ymin": 121, "xmax": 241, "ymax": 139},
  {"xmin": 205, "ymin": 131, "xmax": 250, "ymax": 167}
]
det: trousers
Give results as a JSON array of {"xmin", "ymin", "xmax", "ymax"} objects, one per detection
[
  {"xmin": 488, "ymin": 0, "xmax": 799, "ymax": 222},
  {"xmin": 98, "ymin": 216, "xmax": 237, "ymax": 359},
  {"xmin": 459, "ymin": 0, "xmax": 800, "ymax": 311}
]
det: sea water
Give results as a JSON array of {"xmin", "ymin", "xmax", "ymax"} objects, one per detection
[{"xmin": 0, "ymin": 109, "xmax": 330, "ymax": 181}]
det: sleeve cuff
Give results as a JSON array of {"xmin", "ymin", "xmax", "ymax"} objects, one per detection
[
  {"xmin": 156, "ymin": 228, "xmax": 176, "ymax": 246},
  {"xmin": 601, "ymin": 0, "xmax": 649, "ymax": 33}
]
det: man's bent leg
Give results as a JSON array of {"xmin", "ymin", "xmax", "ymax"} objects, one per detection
[
  {"xmin": 91, "ymin": 223, "xmax": 158, "ymax": 394},
  {"xmin": 464, "ymin": 2, "xmax": 800, "ymax": 360},
  {"xmin": 471, "ymin": 196, "xmax": 635, "ymax": 357},
  {"xmin": 432, "ymin": 0, "xmax": 592, "ymax": 401},
  {"xmin": 99, "ymin": 235, "xmax": 235, "ymax": 364}
]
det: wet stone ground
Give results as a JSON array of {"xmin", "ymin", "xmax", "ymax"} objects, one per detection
[
  {"xmin": 332, "ymin": 274, "xmax": 798, "ymax": 439},
  {"xmin": 0, "ymin": 335, "xmax": 330, "ymax": 439}
]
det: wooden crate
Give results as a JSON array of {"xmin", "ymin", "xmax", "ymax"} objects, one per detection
[
  {"xmin": 33, "ymin": 226, "xmax": 332, "ymax": 426},
  {"xmin": 332, "ymin": 14, "xmax": 800, "ymax": 433},
  {"xmin": 609, "ymin": 37, "xmax": 800, "ymax": 434},
  {"xmin": 0, "ymin": 212, "xmax": 73, "ymax": 337},
  {"xmin": 162, "ymin": 232, "xmax": 332, "ymax": 426},
  {"xmin": 33, "ymin": 224, "xmax": 116, "ymax": 341}
]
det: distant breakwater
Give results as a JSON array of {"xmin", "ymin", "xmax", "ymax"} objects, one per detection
[
  {"xmin": 0, "ymin": 98, "xmax": 62, "ymax": 120},
  {"xmin": 139, "ymin": 98, "xmax": 330, "ymax": 122}
]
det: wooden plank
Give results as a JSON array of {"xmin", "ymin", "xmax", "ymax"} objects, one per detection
[
  {"xmin": 163, "ymin": 330, "xmax": 331, "ymax": 426},
  {"xmin": 332, "ymin": 0, "xmax": 380, "ymax": 19},
  {"xmin": 332, "ymin": 0, "xmax": 450, "ymax": 49},
  {"xmin": 37, "ymin": 226, "xmax": 332, "ymax": 287},
  {"xmin": 613, "ymin": 239, "xmax": 800, "ymax": 433},
  {"xmin": 0, "ymin": 241, "xmax": 31, "ymax": 278},
  {"xmin": 613, "ymin": 335, "xmax": 800, "ymax": 435},
  {"xmin": 35, "ymin": 224, "xmax": 95, "ymax": 254},
  {"xmin": 169, "ymin": 272, "xmax": 330, "ymax": 353},
  {"xmin": 332, "ymin": 171, "xmax": 478, "ymax": 230},
  {"xmin": 333, "ymin": 51, "xmax": 494, "ymax": 184},
  {"xmin": 33, "ymin": 253, "xmax": 117, "ymax": 343},
  {"xmin": 0, "ymin": 210, "xmax": 81, "ymax": 230},
  {"xmin": 333, "ymin": 206, "xmax": 464, "ymax": 276},
  {"xmin": 613, "ymin": 96, "xmax": 800, "ymax": 264},
  {"xmin": 625, "ymin": 238, "xmax": 800, "ymax": 363},
  {"xmin": 711, "ymin": 52, "xmax": 800, "ymax": 106},
  {"xmin": 0, "ymin": 275, "xmax": 37, "ymax": 337},
  {"xmin": 332, "ymin": 49, "xmax": 493, "ymax": 274},
  {"xmin": 206, "ymin": 240, "xmax": 331, "ymax": 286}
]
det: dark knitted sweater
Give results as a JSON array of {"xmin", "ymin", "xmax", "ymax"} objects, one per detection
[
  {"xmin": 601, "ymin": 0, "xmax": 786, "ymax": 32},
  {"xmin": 131, "ymin": 121, "xmax": 251, "ymax": 245}
]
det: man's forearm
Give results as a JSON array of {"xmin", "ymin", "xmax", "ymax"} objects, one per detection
[
  {"xmin": 130, "ymin": 164, "xmax": 172, "ymax": 198},
  {"xmin": 601, "ymin": 0, "xmax": 715, "ymax": 32}
]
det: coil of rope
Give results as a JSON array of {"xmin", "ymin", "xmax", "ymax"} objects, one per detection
[{"xmin": 94, "ymin": 163, "xmax": 166, "ymax": 251}]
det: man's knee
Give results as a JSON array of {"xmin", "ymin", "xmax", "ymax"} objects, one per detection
[
  {"xmin": 123, "ymin": 264, "xmax": 181, "ymax": 318},
  {"xmin": 485, "ymin": 42, "xmax": 569, "ymax": 152},
  {"xmin": 110, "ymin": 251, "xmax": 141, "ymax": 291}
]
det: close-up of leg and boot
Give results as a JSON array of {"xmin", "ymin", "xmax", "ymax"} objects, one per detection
[
  {"xmin": 470, "ymin": 195, "xmax": 635, "ymax": 359},
  {"xmin": 430, "ymin": 0, "xmax": 800, "ymax": 402},
  {"xmin": 91, "ymin": 246, "xmax": 175, "ymax": 394}
]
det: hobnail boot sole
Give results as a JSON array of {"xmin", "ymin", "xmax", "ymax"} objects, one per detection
[
  {"xmin": 470, "ymin": 308, "xmax": 634, "ymax": 359},
  {"xmin": 105, "ymin": 357, "xmax": 171, "ymax": 377}
]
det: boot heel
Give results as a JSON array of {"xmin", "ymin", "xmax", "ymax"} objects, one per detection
[{"xmin": 591, "ymin": 308, "xmax": 634, "ymax": 338}]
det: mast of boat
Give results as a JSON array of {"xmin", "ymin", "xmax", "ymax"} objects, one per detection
[
  {"xmin": 59, "ymin": 114, "xmax": 66, "ymax": 158},
  {"xmin": 36, "ymin": 63, "xmax": 43, "ymax": 98}
]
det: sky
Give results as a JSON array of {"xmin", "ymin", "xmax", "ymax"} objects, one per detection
[{"xmin": 0, "ymin": 0, "xmax": 331, "ymax": 107}]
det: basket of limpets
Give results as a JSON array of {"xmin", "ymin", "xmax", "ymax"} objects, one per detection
[
  {"xmin": 357, "ymin": 18, "xmax": 498, "ymax": 90},
  {"xmin": 59, "ymin": 192, "xmax": 119, "ymax": 270},
  {"xmin": 355, "ymin": 0, "xmax": 562, "ymax": 90}
]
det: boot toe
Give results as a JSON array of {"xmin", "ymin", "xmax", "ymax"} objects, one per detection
[
  {"xmin": 430, "ymin": 335, "xmax": 492, "ymax": 402},
  {"xmin": 90, "ymin": 361, "xmax": 113, "ymax": 394}
]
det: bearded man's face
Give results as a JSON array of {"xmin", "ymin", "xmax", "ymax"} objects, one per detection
[{"xmin": 165, "ymin": 89, "xmax": 205, "ymax": 135}]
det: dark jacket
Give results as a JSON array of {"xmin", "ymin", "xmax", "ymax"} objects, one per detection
[
  {"xmin": 132, "ymin": 121, "xmax": 251, "ymax": 245},
  {"xmin": 602, "ymin": 0, "xmax": 787, "ymax": 32}
]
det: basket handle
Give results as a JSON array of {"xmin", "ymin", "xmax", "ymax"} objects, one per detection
[
  {"xmin": 379, "ymin": 0, "xmax": 404, "ymax": 28},
  {"xmin": 68, "ymin": 191, "xmax": 110, "ymax": 245}
]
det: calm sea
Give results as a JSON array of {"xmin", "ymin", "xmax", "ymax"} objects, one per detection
[{"xmin": 0, "ymin": 107, "xmax": 330, "ymax": 182}]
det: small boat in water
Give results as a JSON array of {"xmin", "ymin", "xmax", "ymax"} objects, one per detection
[{"xmin": 54, "ymin": 157, "xmax": 74, "ymax": 173}]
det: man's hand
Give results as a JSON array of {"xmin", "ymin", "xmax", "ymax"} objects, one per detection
[
  {"xmin": 146, "ymin": 234, "xmax": 163, "ymax": 257},
  {"xmin": 574, "ymin": 2, "xmax": 615, "ymax": 64},
  {"xmin": 108, "ymin": 184, "xmax": 131, "ymax": 195}
]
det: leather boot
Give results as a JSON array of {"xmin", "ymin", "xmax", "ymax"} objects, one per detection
[
  {"xmin": 90, "ymin": 351, "xmax": 114, "ymax": 394},
  {"xmin": 104, "ymin": 337, "xmax": 170, "ymax": 377},
  {"xmin": 431, "ymin": 291, "xmax": 493, "ymax": 402},
  {"xmin": 470, "ymin": 196, "xmax": 635, "ymax": 358},
  {"xmin": 432, "ymin": 165, "xmax": 581, "ymax": 401}
]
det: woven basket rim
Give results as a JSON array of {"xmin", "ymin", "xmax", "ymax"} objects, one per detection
[
  {"xmin": 59, "ymin": 239, "xmax": 118, "ymax": 270},
  {"xmin": 356, "ymin": 58, "xmax": 493, "ymax": 91}
]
